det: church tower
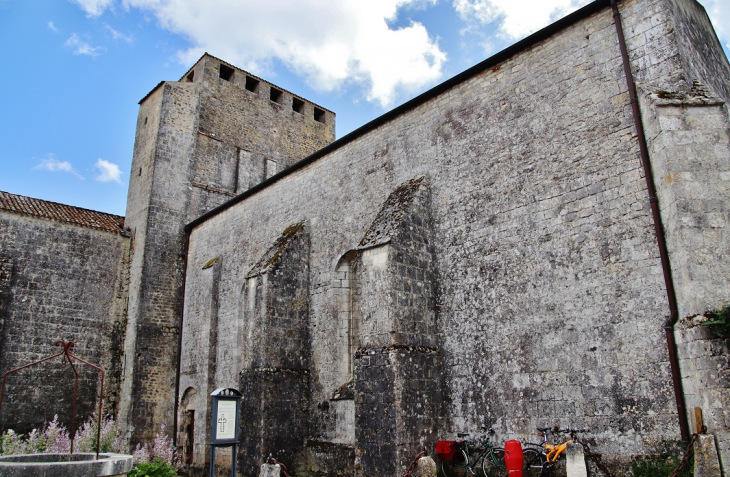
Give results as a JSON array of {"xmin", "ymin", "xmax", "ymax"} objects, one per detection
[{"xmin": 119, "ymin": 54, "xmax": 335, "ymax": 442}]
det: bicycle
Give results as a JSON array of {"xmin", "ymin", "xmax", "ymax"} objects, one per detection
[
  {"xmin": 436, "ymin": 427, "xmax": 542, "ymax": 477},
  {"xmin": 523, "ymin": 427, "xmax": 590, "ymax": 476}
]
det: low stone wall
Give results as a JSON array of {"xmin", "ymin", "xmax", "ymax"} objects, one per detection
[{"xmin": 0, "ymin": 453, "xmax": 132, "ymax": 477}]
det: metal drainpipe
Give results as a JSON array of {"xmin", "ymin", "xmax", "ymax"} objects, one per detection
[
  {"xmin": 610, "ymin": 0, "xmax": 690, "ymax": 441},
  {"xmin": 173, "ymin": 228, "xmax": 191, "ymax": 447}
]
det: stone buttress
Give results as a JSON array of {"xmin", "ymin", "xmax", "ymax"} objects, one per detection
[{"xmin": 238, "ymin": 222, "xmax": 312, "ymax": 475}]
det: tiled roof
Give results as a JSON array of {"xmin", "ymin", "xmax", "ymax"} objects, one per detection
[{"xmin": 0, "ymin": 191, "xmax": 127, "ymax": 235}]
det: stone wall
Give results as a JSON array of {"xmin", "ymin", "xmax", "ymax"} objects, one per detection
[
  {"xmin": 163, "ymin": 3, "xmax": 730, "ymax": 477},
  {"xmin": 675, "ymin": 316, "xmax": 730, "ymax": 472},
  {"xmin": 119, "ymin": 80, "xmax": 202, "ymax": 443},
  {"xmin": 178, "ymin": 1, "xmax": 730, "ymax": 474},
  {"xmin": 667, "ymin": 0, "xmax": 730, "ymax": 104},
  {"xmin": 640, "ymin": 79, "xmax": 730, "ymax": 467},
  {"xmin": 0, "ymin": 212, "xmax": 128, "ymax": 434}
]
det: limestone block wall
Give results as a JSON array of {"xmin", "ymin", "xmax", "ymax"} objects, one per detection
[
  {"xmin": 640, "ymin": 80, "xmax": 730, "ymax": 473},
  {"xmin": 120, "ymin": 81, "xmax": 201, "ymax": 443},
  {"xmin": 675, "ymin": 317, "xmax": 730, "ymax": 471},
  {"xmin": 0, "ymin": 258, "xmax": 11, "ymax": 342},
  {"xmin": 640, "ymin": 83, "xmax": 730, "ymax": 319},
  {"xmin": 353, "ymin": 178, "xmax": 444, "ymax": 475},
  {"xmin": 0, "ymin": 212, "xmax": 128, "ymax": 434},
  {"xmin": 195, "ymin": 56, "xmax": 334, "ymax": 178},
  {"xmin": 237, "ymin": 223, "xmax": 312, "ymax": 474},
  {"xmin": 667, "ymin": 0, "xmax": 730, "ymax": 104},
  {"xmin": 179, "ymin": 0, "xmax": 730, "ymax": 473}
]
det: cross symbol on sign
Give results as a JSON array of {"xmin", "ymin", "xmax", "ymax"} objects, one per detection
[{"xmin": 218, "ymin": 415, "xmax": 227, "ymax": 432}]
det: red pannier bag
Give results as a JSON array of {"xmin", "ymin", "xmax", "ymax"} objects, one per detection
[{"xmin": 435, "ymin": 440, "xmax": 458, "ymax": 461}]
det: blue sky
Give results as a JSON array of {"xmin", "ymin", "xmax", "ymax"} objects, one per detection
[{"xmin": 1, "ymin": 0, "xmax": 728, "ymax": 216}]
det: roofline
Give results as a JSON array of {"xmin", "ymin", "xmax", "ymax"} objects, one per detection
[
  {"xmin": 0, "ymin": 190, "xmax": 128, "ymax": 236},
  {"xmin": 138, "ymin": 81, "xmax": 166, "ymax": 105},
  {"xmin": 185, "ymin": 0, "xmax": 611, "ymax": 233},
  {"xmin": 180, "ymin": 52, "xmax": 335, "ymax": 115}
]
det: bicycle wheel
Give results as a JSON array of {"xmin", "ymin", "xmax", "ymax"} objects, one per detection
[
  {"xmin": 522, "ymin": 448, "xmax": 545, "ymax": 477},
  {"xmin": 480, "ymin": 448, "xmax": 504, "ymax": 477}
]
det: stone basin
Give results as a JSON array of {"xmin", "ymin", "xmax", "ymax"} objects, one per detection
[{"xmin": 0, "ymin": 453, "xmax": 133, "ymax": 476}]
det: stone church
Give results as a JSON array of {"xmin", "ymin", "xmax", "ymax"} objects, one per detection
[{"xmin": 1, "ymin": 0, "xmax": 729, "ymax": 475}]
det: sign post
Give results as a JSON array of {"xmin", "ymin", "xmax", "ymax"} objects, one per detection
[{"xmin": 209, "ymin": 388, "xmax": 243, "ymax": 477}]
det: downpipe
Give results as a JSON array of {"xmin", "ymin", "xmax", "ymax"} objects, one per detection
[{"xmin": 610, "ymin": 0, "xmax": 690, "ymax": 441}]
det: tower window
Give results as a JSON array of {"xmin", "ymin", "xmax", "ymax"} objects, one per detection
[
  {"xmin": 270, "ymin": 87, "xmax": 283, "ymax": 104},
  {"xmin": 186, "ymin": 71, "xmax": 194, "ymax": 82},
  {"xmin": 245, "ymin": 76, "xmax": 259, "ymax": 93},
  {"xmin": 219, "ymin": 64, "xmax": 234, "ymax": 81},
  {"xmin": 314, "ymin": 107, "xmax": 326, "ymax": 123},
  {"xmin": 292, "ymin": 98, "xmax": 304, "ymax": 114}
]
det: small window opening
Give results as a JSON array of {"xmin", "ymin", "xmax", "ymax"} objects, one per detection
[
  {"xmin": 144, "ymin": 117, "xmax": 148, "ymax": 125},
  {"xmin": 138, "ymin": 168, "xmax": 142, "ymax": 176},
  {"xmin": 245, "ymin": 76, "xmax": 259, "ymax": 93},
  {"xmin": 292, "ymin": 98, "xmax": 304, "ymax": 114},
  {"xmin": 270, "ymin": 87, "xmax": 283, "ymax": 104},
  {"xmin": 219, "ymin": 64, "xmax": 234, "ymax": 81},
  {"xmin": 314, "ymin": 107, "xmax": 326, "ymax": 123},
  {"xmin": 186, "ymin": 71, "xmax": 195, "ymax": 82}
]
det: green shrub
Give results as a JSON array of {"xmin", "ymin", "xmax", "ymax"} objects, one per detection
[
  {"xmin": 127, "ymin": 459, "xmax": 178, "ymax": 477},
  {"xmin": 702, "ymin": 304, "xmax": 730, "ymax": 338}
]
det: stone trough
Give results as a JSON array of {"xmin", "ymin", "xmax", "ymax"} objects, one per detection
[{"xmin": 0, "ymin": 453, "xmax": 133, "ymax": 477}]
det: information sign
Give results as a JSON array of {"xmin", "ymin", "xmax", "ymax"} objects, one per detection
[
  {"xmin": 215, "ymin": 400, "xmax": 237, "ymax": 440},
  {"xmin": 208, "ymin": 388, "xmax": 243, "ymax": 477}
]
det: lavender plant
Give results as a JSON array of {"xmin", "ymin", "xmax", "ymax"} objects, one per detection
[{"xmin": 0, "ymin": 416, "xmax": 178, "ymax": 476}]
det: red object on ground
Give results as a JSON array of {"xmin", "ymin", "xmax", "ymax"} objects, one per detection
[{"xmin": 504, "ymin": 440, "xmax": 524, "ymax": 476}]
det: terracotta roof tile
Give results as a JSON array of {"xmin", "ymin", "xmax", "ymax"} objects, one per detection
[{"xmin": 0, "ymin": 191, "xmax": 127, "ymax": 235}]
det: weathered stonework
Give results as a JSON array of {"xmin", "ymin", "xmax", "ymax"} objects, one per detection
[
  {"xmin": 119, "ymin": 55, "xmax": 334, "ymax": 444},
  {"xmin": 178, "ymin": 0, "xmax": 730, "ymax": 475},
  {"xmin": 675, "ymin": 315, "xmax": 730, "ymax": 470},
  {"xmin": 0, "ymin": 207, "xmax": 128, "ymax": 433},
  {"xmin": 1, "ymin": 0, "xmax": 729, "ymax": 476}
]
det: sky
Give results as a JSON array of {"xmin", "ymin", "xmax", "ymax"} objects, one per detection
[{"xmin": 0, "ymin": 0, "xmax": 728, "ymax": 216}]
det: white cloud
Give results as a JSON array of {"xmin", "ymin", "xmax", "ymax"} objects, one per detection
[
  {"xmin": 105, "ymin": 24, "xmax": 133, "ymax": 42},
  {"xmin": 454, "ymin": 0, "xmax": 591, "ymax": 40},
  {"xmin": 73, "ymin": 0, "xmax": 445, "ymax": 108},
  {"xmin": 94, "ymin": 159, "xmax": 123, "ymax": 183},
  {"xmin": 47, "ymin": 21, "xmax": 58, "ymax": 32},
  {"xmin": 34, "ymin": 154, "xmax": 84, "ymax": 180},
  {"xmin": 71, "ymin": 0, "xmax": 114, "ymax": 17},
  {"xmin": 65, "ymin": 33, "xmax": 104, "ymax": 57}
]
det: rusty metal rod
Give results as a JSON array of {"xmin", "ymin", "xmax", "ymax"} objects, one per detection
[{"xmin": 0, "ymin": 340, "xmax": 106, "ymax": 458}]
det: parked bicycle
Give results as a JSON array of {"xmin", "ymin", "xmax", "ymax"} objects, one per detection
[
  {"xmin": 523, "ymin": 427, "xmax": 590, "ymax": 476},
  {"xmin": 436, "ymin": 427, "xmax": 542, "ymax": 477}
]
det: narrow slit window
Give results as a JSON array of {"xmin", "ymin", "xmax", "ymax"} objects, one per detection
[
  {"xmin": 292, "ymin": 98, "xmax": 304, "ymax": 114},
  {"xmin": 186, "ymin": 71, "xmax": 194, "ymax": 82},
  {"xmin": 245, "ymin": 76, "xmax": 259, "ymax": 93},
  {"xmin": 219, "ymin": 64, "xmax": 234, "ymax": 81},
  {"xmin": 314, "ymin": 107, "xmax": 326, "ymax": 123},
  {"xmin": 270, "ymin": 87, "xmax": 283, "ymax": 104}
]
